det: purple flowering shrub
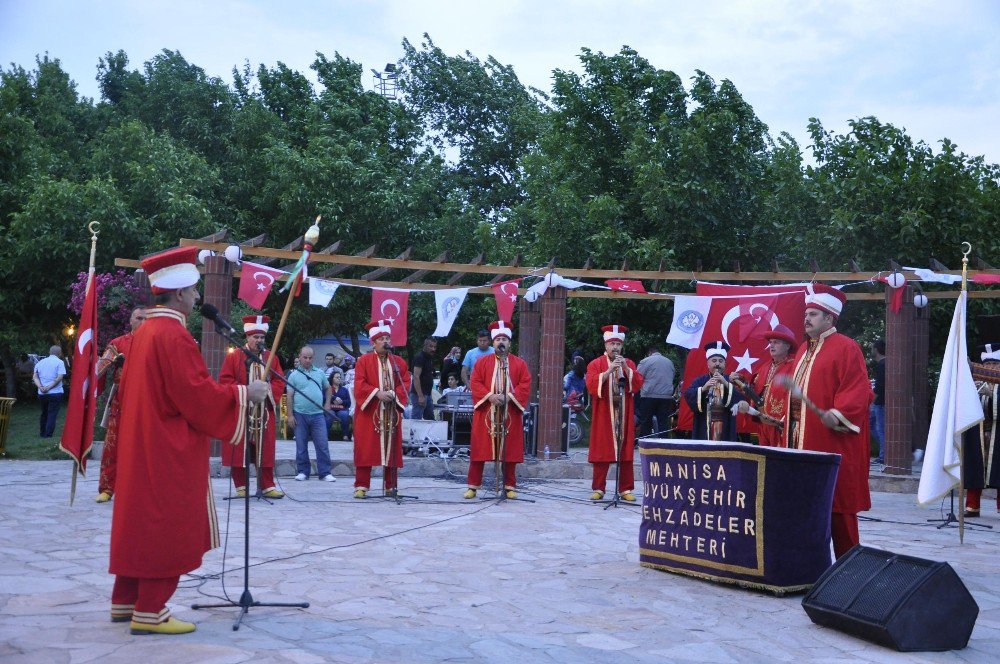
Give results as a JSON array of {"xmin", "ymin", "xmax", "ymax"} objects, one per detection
[{"xmin": 68, "ymin": 270, "xmax": 144, "ymax": 344}]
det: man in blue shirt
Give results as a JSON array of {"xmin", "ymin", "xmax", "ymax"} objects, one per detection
[
  {"xmin": 33, "ymin": 345, "xmax": 66, "ymax": 437},
  {"xmin": 286, "ymin": 346, "xmax": 335, "ymax": 482},
  {"xmin": 460, "ymin": 329, "xmax": 494, "ymax": 386}
]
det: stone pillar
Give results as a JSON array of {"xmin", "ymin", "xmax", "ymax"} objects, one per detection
[
  {"xmin": 912, "ymin": 301, "xmax": 930, "ymax": 453},
  {"xmin": 885, "ymin": 284, "xmax": 914, "ymax": 475},
  {"xmin": 201, "ymin": 255, "xmax": 233, "ymax": 459},
  {"xmin": 517, "ymin": 297, "xmax": 541, "ymax": 402},
  {"xmin": 537, "ymin": 287, "xmax": 567, "ymax": 458}
]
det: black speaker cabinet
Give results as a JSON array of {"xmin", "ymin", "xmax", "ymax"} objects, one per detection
[
  {"xmin": 523, "ymin": 403, "xmax": 570, "ymax": 456},
  {"xmin": 802, "ymin": 546, "xmax": 979, "ymax": 651}
]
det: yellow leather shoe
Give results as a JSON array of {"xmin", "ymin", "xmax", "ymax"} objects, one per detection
[
  {"xmin": 590, "ymin": 491, "xmax": 604, "ymax": 501},
  {"xmin": 262, "ymin": 487, "xmax": 284, "ymax": 499},
  {"xmin": 235, "ymin": 487, "xmax": 247, "ymax": 498},
  {"xmin": 505, "ymin": 489, "xmax": 518, "ymax": 499},
  {"xmin": 463, "ymin": 488, "xmax": 477, "ymax": 499},
  {"xmin": 96, "ymin": 492, "xmax": 112, "ymax": 503},
  {"xmin": 130, "ymin": 617, "xmax": 196, "ymax": 635},
  {"xmin": 353, "ymin": 488, "xmax": 367, "ymax": 499},
  {"xmin": 621, "ymin": 491, "xmax": 636, "ymax": 502}
]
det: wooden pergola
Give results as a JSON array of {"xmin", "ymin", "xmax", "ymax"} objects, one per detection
[{"xmin": 116, "ymin": 232, "xmax": 1000, "ymax": 474}]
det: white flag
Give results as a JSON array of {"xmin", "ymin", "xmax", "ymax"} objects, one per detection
[
  {"xmin": 666, "ymin": 295, "xmax": 713, "ymax": 349},
  {"xmin": 918, "ymin": 291, "xmax": 984, "ymax": 505},
  {"xmin": 308, "ymin": 277, "xmax": 340, "ymax": 307},
  {"xmin": 432, "ymin": 288, "xmax": 469, "ymax": 337},
  {"xmin": 903, "ymin": 267, "xmax": 962, "ymax": 285}
]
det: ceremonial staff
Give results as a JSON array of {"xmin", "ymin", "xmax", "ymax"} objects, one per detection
[
  {"xmin": 490, "ymin": 347, "xmax": 510, "ymax": 497},
  {"xmin": 959, "ymin": 241, "xmax": 971, "ymax": 543},
  {"xmin": 604, "ymin": 349, "xmax": 628, "ymax": 509}
]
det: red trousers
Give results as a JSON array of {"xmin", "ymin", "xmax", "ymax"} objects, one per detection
[
  {"xmin": 355, "ymin": 466, "xmax": 397, "ymax": 490},
  {"xmin": 467, "ymin": 461, "xmax": 518, "ymax": 489},
  {"xmin": 231, "ymin": 466, "xmax": 276, "ymax": 491},
  {"xmin": 966, "ymin": 488, "xmax": 1000, "ymax": 511},
  {"xmin": 111, "ymin": 575, "xmax": 180, "ymax": 624},
  {"xmin": 830, "ymin": 512, "xmax": 860, "ymax": 559},
  {"xmin": 591, "ymin": 461, "xmax": 634, "ymax": 493},
  {"xmin": 98, "ymin": 423, "xmax": 119, "ymax": 495}
]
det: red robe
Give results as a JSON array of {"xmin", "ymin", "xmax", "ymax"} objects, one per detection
[
  {"xmin": 586, "ymin": 354, "xmax": 644, "ymax": 463},
  {"xmin": 218, "ymin": 347, "xmax": 284, "ymax": 469},
  {"xmin": 470, "ymin": 353, "xmax": 530, "ymax": 462},
  {"xmin": 110, "ymin": 308, "xmax": 248, "ymax": 578},
  {"xmin": 96, "ymin": 332, "xmax": 134, "ymax": 494},
  {"xmin": 784, "ymin": 329, "xmax": 874, "ymax": 514},
  {"xmin": 743, "ymin": 357, "xmax": 796, "ymax": 447},
  {"xmin": 353, "ymin": 351, "xmax": 410, "ymax": 468}
]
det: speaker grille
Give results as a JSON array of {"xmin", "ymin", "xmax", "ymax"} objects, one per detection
[
  {"xmin": 850, "ymin": 559, "xmax": 931, "ymax": 621},
  {"xmin": 812, "ymin": 548, "xmax": 888, "ymax": 610}
]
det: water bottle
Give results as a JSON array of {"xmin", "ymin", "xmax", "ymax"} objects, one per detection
[{"xmin": 544, "ymin": 444, "xmax": 550, "ymax": 461}]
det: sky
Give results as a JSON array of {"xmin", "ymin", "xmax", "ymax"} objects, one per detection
[{"xmin": 2, "ymin": 0, "xmax": 999, "ymax": 164}]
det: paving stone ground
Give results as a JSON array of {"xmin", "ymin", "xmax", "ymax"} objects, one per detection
[{"xmin": 1, "ymin": 459, "xmax": 997, "ymax": 663}]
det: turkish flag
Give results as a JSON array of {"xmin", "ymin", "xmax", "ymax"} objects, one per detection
[
  {"xmin": 606, "ymin": 279, "xmax": 647, "ymax": 293},
  {"xmin": 371, "ymin": 289, "xmax": 409, "ymax": 346},
  {"xmin": 675, "ymin": 283, "xmax": 807, "ymax": 432},
  {"xmin": 491, "ymin": 279, "xmax": 521, "ymax": 323},
  {"xmin": 238, "ymin": 261, "xmax": 284, "ymax": 309},
  {"xmin": 972, "ymin": 273, "xmax": 1000, "ymax": 285},
  {"xmin": 59, "ymin": 269, "xmax": 99, "ymax": 480}
]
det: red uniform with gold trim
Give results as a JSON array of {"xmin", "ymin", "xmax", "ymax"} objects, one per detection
[
  {"xmin": 586, "ymin": 354, "xmax": 644, "ymax": 463},
  {"xmin": 784, "ymin": 329, "xmax": 873, "ymax": 515},
  {"xmin": 110, "ymin": 308, "xmax": 249, "ymax": 578},
  {"xmin": 353, "ymin": 351, "xmax": 410, "ymax": 469},
  {"xmin": 218, "ymin": 347, "xmax": 284, "ymax": 470},
  {"xmin": 95, "ymin": 332, "xmax": 134, "ymax": 495},
  {"xmin": 469, "ymin": 353, "xmax": 530, "ymax": 463},
  {"xmin": 746, "ymin": 358, "xmax": 796, "ymax": 447}
]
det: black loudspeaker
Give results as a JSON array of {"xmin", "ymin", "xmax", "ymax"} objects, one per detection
[
  {"xmin": 802, "ymin": 546, "xmax": 979, "ymax": 652},
  {"xmin": 523, "ymin": 403, "xmax": 570, "ymax": 456}
]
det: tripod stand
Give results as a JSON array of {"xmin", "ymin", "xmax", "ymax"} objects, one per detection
[
  {"xmin": 191, "ymin": 319, "xmax": 312, "ymax": 629},
  {"xmin": 602, "ymin": 373, "xmax": 630, "ymax": 510},
  {"xmin": 927, "ymin": 489, "xmax": 993, "ymax": 531}
]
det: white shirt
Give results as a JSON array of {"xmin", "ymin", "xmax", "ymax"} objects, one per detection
[{"xmin": 34, "ymin": 355, "xmax": 66, "ymax": 395}]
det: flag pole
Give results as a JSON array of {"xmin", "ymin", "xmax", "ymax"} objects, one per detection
[
  {"xmin": 68, "ymin": 221, "xmax": 100, "ymax": 505},
  {"xmin": 263, "ymin": 217, "xmax": 320, "ymax": 377},
  {"xmin": 958, "ymin": 241, "xmax": 971, "ymax": 543}
]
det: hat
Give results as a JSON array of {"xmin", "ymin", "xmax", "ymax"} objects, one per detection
[
  {"xmin": 141, "ymin": 246, "xmax": 200, "ymax": 294},
  {"xmin": 804, "ymin": 283, "xmax": 847, "ymax": 317},
  {"xmin": 489, "ymin": 320, "xmax": 513, "ymax": 340},
  {"xmin": 763, "ymin": 324, "xmax": 797, "ymax": 347},
  {"xmin": 704, "ymin": 341, "xmax": 730, "ymax": 360},
  {"xmin": 242, "ymin": 315, "xmax": 269, "ymax": 336},
  {"xmin": 980, "ymin": 344, "xmax": 1000, "ymax": 362},
  {"xmin": 365, "ymin": 319, "xmax": 392, "ymax": 341},
  {"xmin": 602, "ymin": 324, "xmax": 628, "ymax": 342}
]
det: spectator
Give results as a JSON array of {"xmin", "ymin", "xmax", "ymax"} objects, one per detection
[
  {"xmin": 440, "ymin": 373, "xmax": 467, "ymax": 400},
  {"xmin": 328, "ymin": 371, "xmax": 353, "ymax": 440},
  {"xmin": 33, "ymin": 345, "xmax": 66, "ymax": 438},
  {"xmin": 636, "ymin": 346, "xmax": 676, "ymax": 437},
  {"xmin": 410, "ymin": 336, "xmax": 438, "ymax": 420},
  {"xmin": 324, "ymin": 352, "xmax": 343, "ymax": 383},
  {"xmin": 286, "ymin": 346, "xmax": 335, "ymax": 482},
  {"xmin": 441, "ymin": 346, "xmax": 463, "ymax": 384},
  {"xmin": 870, "ymin": 339, "xmax": 886, "ymax": 464},
  {"xmin": 460, "ymin": 329, "xmax": 494, "ymax": 386},
  {"xmin": 563, "ymin": 356, "xmax": 586, "ymax": 401}
]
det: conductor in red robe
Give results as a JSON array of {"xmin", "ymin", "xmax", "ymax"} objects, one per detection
[
  {"xmin": 463, "ymin": 320, "xmax": 531, "ymax": 499},
  {"xmin": 219, "ymin": 315, "xmax": 285, "ymax": 499},
  {"xmin": 586, "ymin": 324, "xmax": 644, "ymax": 502},
  {"xmin": 95, "ymin": 305, "xmax": 146, "ymax": 503},
  {"xmin": 109, "ymin": 246, "xmax": 268, "ymax": 635},
  {"xmin": 783, "ymin": 284, "xmax": 874, "ymax": 559},
  {"xmin": 733, "ymin": 324, "xmax": 798, "ymax": 447},
  {"xmin": 352, "ymin": 319, "xmax": 410, "ymax": 498}
]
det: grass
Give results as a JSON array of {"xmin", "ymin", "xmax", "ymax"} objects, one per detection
[{"xmin": 0, "ymin": 396, "xmax": 106, "ymax": 461}]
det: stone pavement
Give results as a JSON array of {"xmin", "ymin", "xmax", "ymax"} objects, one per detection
[{"xmin": 1, "ymin": 460, "xmax": 997, "ymax": 663}]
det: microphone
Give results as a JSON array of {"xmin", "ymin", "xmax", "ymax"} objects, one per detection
[
  {"xmin": 256, "ymin": 340, "xmax": 266, "ymax": 352},
  {"xmin": 497, "ymin": 343, "xmax": 507, "ymax": 354},
  {"xmin": 201, "ymin": 304, "xmax": 236, "ymax": 335}
]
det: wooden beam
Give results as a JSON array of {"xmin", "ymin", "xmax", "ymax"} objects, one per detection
[
  {"xmin": 403, "ymin": 250, "xmax": 450, "ymax": 284},
  {"xmin": 694, "ymin": 259, "xmax": 703, "ymax": 273},
  {"xmin": 446, "ymin": 253, "xmax": 485, "ymax": 286},
  {"xmin": 240, "ymin": 233, "xmax": 268, "ymax": 247},
  {"xmin": 732, "ymin": 260, "xmax": 741, "ymax": 273},
  {"xmin": 276, "ymin": 239, "xmax": 344, "ymax": 272},
  {"xmin": 652, "ymin": 257, "xmax": 667, "ymax": 292},
  {"xmin": 486, "ymin": 253, "xmax": 522, "ymax": 285},
  {"xmin": 582, "ymin": 256, "xmax": 594, "ymax": 270},
  {"xmin": 808, "ymin": 259, "xmax": 820, "ymax": 273},
  {"xmin": 771, "ymin": 259, "xmax": 780, "ymax": 273},
  {"xmin": 849, "ymin": 259, "xmax": 861, "ymax": 273},
  {"xmin": 362, "ymin": 246, "xmax": 413, "ymax": 281},
  {"xmin": 929, "ymin": 257, "xmax": 949, "ymax": 271},
  {"xmin": 975, "ymin": 256, "xmax": 993, "ymax": 270},
  {"xmin": 620, "ymin": 257, "xmax": 630, "ymax": 272},
  {"xmin": 318, "ymin": 244, "xmax": 378, "ymax": 278},
  {"xmin": 198, "ymin": 229, "xmax": 229, "ymax": 243},
  {"xmin": 256, "ymin": 236, "xmax": 303, "ymax": 266}
]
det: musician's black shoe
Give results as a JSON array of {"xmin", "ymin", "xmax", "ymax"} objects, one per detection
[
  {"xmin": 385, "ymin": 488, "xmax": 398, "ymax": 498},
  {"xmin": 963, "ymin": 508, "xmax": 980, "ymax": 518}
]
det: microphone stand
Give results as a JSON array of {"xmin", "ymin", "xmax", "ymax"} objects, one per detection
[
  {"xmin": 603, "ymin": 367, "xmax": 629, "ymax": 510},
  {"xmin": 192, "ymin": 322, "xmax": 310, "ymax": 630},
  {"xmin": 479, "ymin": 349, "xmax": 535, "ymax": 504},
  {"xmin": 375, "ymin": 346, "xmax": 417, "ymax": 504}
]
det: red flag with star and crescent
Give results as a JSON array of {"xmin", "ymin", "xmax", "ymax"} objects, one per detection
[
  {"xmin": 238, "ymin": 261, "xmax": 284, "ymax": 309},
  {"xmin": 606, "ymin": 279, "xmax": 646, "ymax": 293},
  {"xmin": 675, "ymin": 283, "xmax": 807, "ymax": 432},
  {"xmin": 59, "ymin": 268, "xmax": 99, "ymax": 478},
  {"xmin": 371, "ymin": 289, "xmax": 410, "ymax": 346},
  {"xmin": 491, "ymin": 279, "xmax": 521, "ymax": 323}
]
